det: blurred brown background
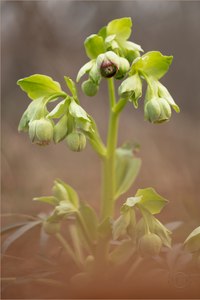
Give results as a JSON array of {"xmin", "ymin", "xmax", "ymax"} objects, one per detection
[{"xmin": 1, "ymin": 0, "xmax": 200, "ymax": 241}]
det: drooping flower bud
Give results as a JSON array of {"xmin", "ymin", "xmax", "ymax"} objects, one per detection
[
  {"xmin": 43, "ymin": 220, "xmax": 61, "ymax": 235},
  {"xmin": 29, "ymin": 118, "xmax": 54, "ymax": 146},
  {"xmin": 139, "ymin": 233, "xmax": 162, "ymax": 256},
  {"xmin": 144, "ymin": 97, "xmax": 171, "ymax": 124},
  {"xmin": 66, "ymin": 131, "xmax": 86, "ymax": 152},
  {"xmin": 115, "ymin": 57, "xmax": 130, "ymax": 80},
  {"xmin": 81, "ymin": 79, "xmax": 99, "ymax": 97},
  {"xmin": 96, "ymin": 51, "xmax": 120, "ymax": 78}
]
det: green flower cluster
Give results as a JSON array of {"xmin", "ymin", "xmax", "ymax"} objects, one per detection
[
  {"xmin": 77, "ymin": 18, "xmax": 142, "ymax": 96},
  {"xmin": 112, "ymin": 187, "xmax": 171, "ymax": 257},
  {"xmin": 77, "ymin": 17, "xmax": 180, "ymax": 123},
  {"xmin": 17, "ymin": 75, "xmax": 92, "ymax": 151}
]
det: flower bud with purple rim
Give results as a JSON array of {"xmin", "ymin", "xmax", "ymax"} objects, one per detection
[{"xmin": 96, "ymin": 51, "xmax": 120, "ymax": 78}]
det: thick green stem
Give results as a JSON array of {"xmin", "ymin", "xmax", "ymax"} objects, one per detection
[{"xmin": 100, "ymin": 78, "xmax": 119, "ymax": 220}]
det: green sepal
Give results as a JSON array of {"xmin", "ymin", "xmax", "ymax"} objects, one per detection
[
  {"xmin": 135, "ymin": 187, "xmax": 168, "ymax": 214},
  {"xmin": 115, "ymin": 147, "xmax": 141, "ymax": 200},
  {"xmin": 107, "ymin": 17, "xmax": 132, "ymax": 41},
  {"xmin": 76, "ymin": 60, "xmax": 94, "ymax": 83},
  {"xmin": 120, "ymin": 40, "xmax": 143, "ymax": 53},
  {"xmin": 157, "ymin": 81, "xmax": 180, "ymax": 113},
  {"xmin": 33, "ymin": 196, "xmax": 59, "ymax": 206},
  {"xmin": 118, "ymin": 73, "xmax": 142, "ymax": 108},
  {"xmin": 18, "ymin": 98, "xmax": 47, "ymax": 132},
  {"xmin": 131, "ymin": 51, "xmax": 173, "ymax": 80},
  {"xmin": 53, "ymin": 114, "xmax": 68, "ymax": 143},
  {"xmin": 69, "ymin": 100, "xmax": 90, "ymax": 122},
  {"xmin": 84, "ymin": 34, "xmax": 105, "ymax": 59},
  {"xmin": 135, "ymin": 213, "xmax": 171, "ymax": 248},
  {"xmin": 47, "ymin": 99, "xmax": 69, "ymax": 119},
  {"xmin": 184, "ymin": 226, "xmax": 200, "ymax": 253},
  {"xmin": 17, "ymin": 74, "xmax": 63, "ymax": 100}
]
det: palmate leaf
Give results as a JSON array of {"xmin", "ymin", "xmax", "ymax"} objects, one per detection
[{"xmin": 2, "ymin": 220, "xmax": 42, "ymax": 253}]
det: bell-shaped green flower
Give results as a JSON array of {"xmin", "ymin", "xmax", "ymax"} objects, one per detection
[
  {"xmin": 118, "ymin": 73, "xmax": 142, "ymax": 107},
  {"xmin": 139, "ymin": 232, "xmax": 162, "ymax": 256},
  {"xmin": 29, "ymin": 118, "xmax": 54, "ymax": 145},
  {"xmin": 96, "ymin": 51, "xmax": 120, "ymax": 78},
  {"xmin": 66, "ymin": 131, "xmax": 86, "ymax": 152},
  {"xmin": 144, "ymin": 97, "xmax": 171, "ymax": 123}
]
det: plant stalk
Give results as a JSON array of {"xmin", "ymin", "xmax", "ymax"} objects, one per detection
[{"xmin": 100, "ymin": 78, "xmax": 119, "ymax": 220}]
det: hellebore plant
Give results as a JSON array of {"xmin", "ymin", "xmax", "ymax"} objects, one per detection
[{"xmin": 4, "ymin": 18, "xmax": 200, "ymax": 292}]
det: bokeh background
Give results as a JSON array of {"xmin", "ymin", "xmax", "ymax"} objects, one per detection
[{"xmin": 2, "ymin": 0, "xmax": 200, "ymax": 245}]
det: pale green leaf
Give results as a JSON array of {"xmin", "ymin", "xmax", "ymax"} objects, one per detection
[
  {"xmin": 132, "ymin": 51, "xmax": 173, "ymax": 80},
  {"xmin": 17, "ymin": 74, "xmax": 62, "ymax": 100},
  {"xmin": 84, "ymin": 34, "xmax": 105, "ymax": 59},
  {"xmin": 135, "ymin": 187, "xmax": 168, "ymax": 214},
  {"xmin": 2, "ymin": 221, "xmax": 42, "ymax": 253},
  {"xmin": 33, "ymin": 196, "xmax": 59, "ymax": 206},
  {"xmin": 1, "ymin": 222, "xmax": 28, "ymax": 235},
  {"xmin": 53, "ymin": 114, "xmax": 68, "ymax": 143},
  {"xmin": 184, "ymin": 226, "xmax": 200, "ymax": 253},
  {"xmin": 107, "ymin": 17, "xmax": 132, "ymax": 41},
  {"xmin": 115, "ymin": 147, "xmax": 141, "ymax": 200},
  {"xmin": 76, "ymin": 60, "xmax": 94, "ymax": 82},
  {"xmin": 109, "ymin": 240, "xmax": 135, "ymax": 265}
]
